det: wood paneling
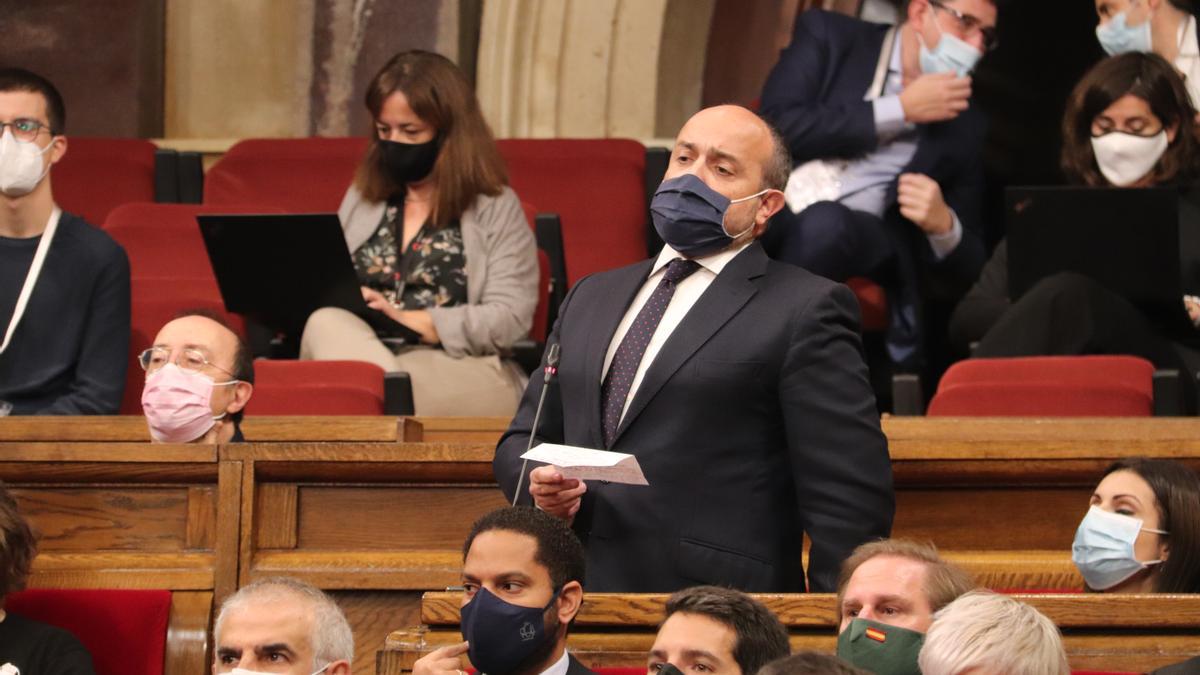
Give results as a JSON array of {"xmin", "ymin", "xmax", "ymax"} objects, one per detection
[
  {"xmin": 296, "ymin": 488, "xmax": 506, "ymax": 550},
  {"xmin": 381, "ymin": 592, "xmax": 1200, "ymax": 672},
  {"xmin": 0, "ymin": 416, "xmax": 402, "ymax": 443},
  {"xmin": 332, "ymin": 591, "xmax": 424, "ymax": 675},
  {"xmin": 166, "ymin": 591, "xmax": 213, "ymax": 675}
]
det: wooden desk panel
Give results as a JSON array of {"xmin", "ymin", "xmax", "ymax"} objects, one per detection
[
  {"xmin": 0, "ymin": 416, "xmax": 403, "ymax": 442},
  {"xmin": 374, "ymin": 593, "xmax": 1200, "ymax": 672}
]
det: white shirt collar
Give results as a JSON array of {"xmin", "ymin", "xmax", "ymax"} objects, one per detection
[
  {"xmin": 650, "ymin": 238, "xmax": 753, "ymax": 278},
  {"xmin": 539, "ymin": 649, "xmax": 571, "ymax": 675},
  {"xmin": 1178, "ymin": 14, "xmax": 1198, "ymax": 57}
]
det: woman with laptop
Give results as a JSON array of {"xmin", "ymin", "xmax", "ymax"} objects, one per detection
[
  {"xmin": 948, "ymin": 52, "xmax": 1200, "ymax": 406},
  {"xmin": 299, "ymin": 51, "xmax": 538, "ymax": 416}
]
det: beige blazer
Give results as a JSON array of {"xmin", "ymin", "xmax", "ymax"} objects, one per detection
[{"xmin": 338, "ymin": 184, "xmax": 538, "ymax": 358}]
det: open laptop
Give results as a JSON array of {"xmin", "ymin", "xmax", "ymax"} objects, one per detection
[
  {"xmin": 1005, "ymin": 186, "xmax": 1193, "ymax": 336},
  {"xmin": 197, "ymin": 213, "xmax": 421, "ymax": 344}
]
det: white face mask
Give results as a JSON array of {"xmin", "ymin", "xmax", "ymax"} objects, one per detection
[
  {"xmin": 0, "ymin": 128, "xmax": 53, "ymax": 197},
  {"xmin": 1090, "ymin": 130, "xmax": 1169, "ymax": 186}
]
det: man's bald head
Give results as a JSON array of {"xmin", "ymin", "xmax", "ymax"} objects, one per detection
[
  {"xmin": 147, "ymin": 310, "xmax": 255, "ymax": 429},
  {"xmin": 675, "ymin": 105, "xmax": 791, "ymax": 192}
]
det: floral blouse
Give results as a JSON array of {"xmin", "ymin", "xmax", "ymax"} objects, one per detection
[{"xmin": 353, "ymin": 202, "xmax": 468, "ymax": 336}]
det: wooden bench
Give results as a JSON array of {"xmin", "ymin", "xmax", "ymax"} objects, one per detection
[
  {"xmin": 377, "ymin": 592, "xmax": 1200, "ymax": 673},
  {"xmin": 0, "ymin": 443, "xmax": 237, "ymax": 675},
  {"xmin": 0, "ymin": 415, "xmax": 406, "ymax": 442}
]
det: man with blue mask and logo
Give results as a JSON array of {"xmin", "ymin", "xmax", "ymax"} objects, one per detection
[
  {"xmin": 0, "ymin": 68, "xmax": 129, "ymax": 415},
  {"xmin": 759, "ymin": 0, "xmax": 997, "ymax": 373},
  {"xmin": 1094, "ymin": 0, "xmax": 1200, "ymax": 111},
  {"xmin": 213, "ymin": 577, "xmax": 353, "ymax": 675},
  {"xmin": 412, "ymin": 507, "xmax": 594, "ymax": 675},
  {"xmin": 496, "ymin": 105, "xmax": 893, "ymax": 594}
]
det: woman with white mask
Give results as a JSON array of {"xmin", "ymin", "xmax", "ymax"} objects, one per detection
[
  {"xmin": 1072, "ymin": 457, "xmax": 1200, "ymax": 594},
  {"xmin": 949, "ymin": 53, "xmax": 1200, "ymax": 410},
  {"xmin": 1094, "ymin": 0, "xmax": 1200, "ymax": 113}
]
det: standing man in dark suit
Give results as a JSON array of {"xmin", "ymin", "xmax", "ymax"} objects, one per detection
[
  {"xmin": 759, "ymin": 0, "xmax": 997, "ymax": 369},
  {"xmin": 494, "ymin": 105, "xmax": 893, "ymax": 594}
]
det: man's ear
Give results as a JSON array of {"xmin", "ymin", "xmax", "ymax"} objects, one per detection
[
  {"xmin": 758, "ymin": 189, "xmax": 786, "ymax": 223},
  {"xmin": 556, "ymin": 580, "xmax": 584, "ymax": 625},
  {"xmin": 226, "ymin": 382, "xmax": 254, "ymax": 416},
  {"xmin": 907, "ymin": 0, "xmax": 930, "ymax": 30},
  {"xmin": 328, "ymin": 659, "xmax": 352, "ymax": 675},
  {"xmin": 47, "ymin": 135, "xmax": 67, "ymax": 166}
]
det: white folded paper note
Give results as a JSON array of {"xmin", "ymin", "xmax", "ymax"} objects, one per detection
[{"xmin": 520, "ymin": 443, "xmax": 649, "ymax": 486}]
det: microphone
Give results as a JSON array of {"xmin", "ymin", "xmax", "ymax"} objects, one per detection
[{"xmin": 512, "ymin": 343, "xmax": 560, "ymax": 507}]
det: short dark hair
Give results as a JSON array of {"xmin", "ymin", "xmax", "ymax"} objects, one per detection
[
  {"xmin": 1061, "ymin": 52, "xmax": 1200, "ymax": 187},
  {"xmin": 759, "ymin": 652, "xmax": 867, "ymax": 675},
  {"xmin": 663, "ymin": 586, "xmax": 791, "ymax": 675},
  {"xmin": 463, "ymin": 507, "xmax": 586, "ymax": 590},
  {"xmin": 0, "ymin": 68, "xmax": 65, "ymax": 134},
  {"xmin": 0, "ymin": 482, "xmax": 37, "ymax": 597},
  {"xmin": 172, "ymin": 308, "xmax": 254, "ymax": 424},
  {"xmin": 1102, "ymin": 458, "xmax": 1200, "ymax": 593}
]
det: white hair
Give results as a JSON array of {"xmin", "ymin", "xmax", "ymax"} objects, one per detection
[
  {"xmin": 918, "ymin": 590, "xmax": 1069, "ymax": 675},
  {"xmin": 214, "ymin": 577, "xmax": 354, "ymax": 670}
]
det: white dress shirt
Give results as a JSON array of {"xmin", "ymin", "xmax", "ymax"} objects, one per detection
[
  {"xmin": 1176, "ymin": 15, "xmax": 1200, "ymax": 112},
  {"xmin": 601, "ymin": 240, "xmax": 752, "ymax": 424}
]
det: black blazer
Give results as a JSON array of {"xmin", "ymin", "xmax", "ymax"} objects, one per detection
[
  {"xmin": 565, "ymin": 654, "xmax": 597, "ymax": 675},
  {"xmin": 495, "ymin": 243, "xmax": 894, "ymax": 593},
  {"xmin": 759, "ymin": 9, "xmax": 987, "ymax": 292}
]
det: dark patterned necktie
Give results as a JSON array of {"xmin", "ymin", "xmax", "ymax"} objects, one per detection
[{"xmin": 600, "ymin": 258, "xmax": 701, "ymax": 446}]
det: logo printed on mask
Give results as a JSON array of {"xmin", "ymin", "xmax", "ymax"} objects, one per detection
[
  {"xmin": 1072, "ymin": 505, "xmax": 1168, "ymax": 590},
  {"xmin": 0, "ymin": 129, "xmax": 53, "ymax": 197},
  {"xmin": 650, "ymin": 174, "xmax": 767, "ymax": 258},
  {"xmin": 459, "ymin": 587, "xmax": 560, "ymax": 675},
  {"xmin": 837, "ymin": 618, "xmax": 924, "ymax": 675}
]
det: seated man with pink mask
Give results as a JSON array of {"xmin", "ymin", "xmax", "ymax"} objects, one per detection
[{"xmin": 140, "ymin": 310, "xmax": 254, "ymax": 443}]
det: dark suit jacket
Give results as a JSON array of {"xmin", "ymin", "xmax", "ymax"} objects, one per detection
[
  {"xmin": 495, "ymin": 243, "xmax": 894, "ymax": 593},
  {"xmin": 759, "ymin": 9, "xmax": 987, "ymax": 295},
  {"xmin": 564, "ymin": 654, "xmax": 596, "ymax": 675}
]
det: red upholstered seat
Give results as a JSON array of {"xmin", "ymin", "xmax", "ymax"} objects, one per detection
[
  {"xmin": 6, "ymin": 588, "xmax": 171, "ymax": 675},
  {"xmin": 845, "ymin": 276, "xmax": 888, "ymax": 332},
  {"xmin": 205, "ymin": 137, "xmax": 369, "ymax": 212},
  {"xmin": 51, "ymin": 138, "xmax": 158, "ymax": 226},
  {"xmin": 248, "ymin": 360, "xmax": 385, "ymax": 415},
  {"xmin": 498, "ymin": 139, "xmax": 648, "ymax": 286},
  {"xmin": 927, "ymin": 355, "xmax": 1155, "ymax": 417},
  {"xmin": 123, "ymin": 293, "xmax": 247, "ymax": 415}
]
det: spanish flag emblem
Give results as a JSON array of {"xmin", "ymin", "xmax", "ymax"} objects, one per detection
[{"xmin": 865, "ymin": 626, "xmax": 887, "ymax": 643}]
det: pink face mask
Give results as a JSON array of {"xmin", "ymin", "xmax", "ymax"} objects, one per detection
[{"xmin": 141, "ymin": 363, "xmax": 237, "ymax": 443}]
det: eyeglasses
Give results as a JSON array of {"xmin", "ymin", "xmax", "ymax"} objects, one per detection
[
  {"xmin": 139, "ymin": 347, "xmax": 235, "ymax": 378},
  {"xmin": 929, "ymin": 0, "xmax": 999, "ymax": 52},
  {"xmin": 0, "ymin": 118, "xmax": 51, "ymax": 144}
]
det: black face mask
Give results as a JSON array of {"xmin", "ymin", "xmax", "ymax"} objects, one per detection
[
  {"xmin": 378, "ymin": 136, "xmax": 440, "ymax": 184},
  {"xmin": 460, "ymin": 587, "xmax": 561, "ymax": 675}
]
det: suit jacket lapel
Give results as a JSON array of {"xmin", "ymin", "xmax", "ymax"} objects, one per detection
[
  {"xmin": 585, "ymin": 259, "xmax": 655, "ymax": 448},
  {"xmin": 609, "ymin": 244, "xmax": 767, "ymax": 447}
]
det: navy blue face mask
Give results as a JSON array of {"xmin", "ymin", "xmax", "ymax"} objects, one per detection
[
  {"xmin": 460, "ymin": 587, "xmax": 561, "ymax": 675},
  {"xmin": 651, "ymin": 173, "xmax": 767, "ymax": 258}
]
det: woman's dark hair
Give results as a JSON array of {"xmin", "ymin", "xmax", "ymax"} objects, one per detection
[
  {"xmin": 354, "ymin": 50, "xmax": 507, "ymax": 228},
  {"xmin": 0, "ymin": 483, "xmax": 37, "ymax": 598},
  {"xmin": 1061, "ymin": 52, "xmax": 1200, "ymax": 187},
  {"xmin": 1102, "ymin": 457, "xmax": 1200, "ymax": 592}
]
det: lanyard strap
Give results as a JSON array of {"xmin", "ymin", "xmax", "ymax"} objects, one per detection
[
  {"xmin": 0, "ymin": 207, "xmax": 61, "ymax": 355},
  {"xmin": 865, "ymin": 26, "xmax": 898, "ymax": 102}
]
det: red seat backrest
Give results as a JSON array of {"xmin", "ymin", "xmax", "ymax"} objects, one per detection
[
  {"xmin": 247, "ymin": 360, "xmax": 385, "ymax": 415},
  {"xmin": 520, "ymin": 202, "xmax": 551, "ymax": 342},
  {"xmin": 205, "ymin": 137, "xmax": 369, "ymax": 212},
  {"xmin": 928, "ymin": 355, "xmax": 1155, "ymax": 416},
  {"xmin": 844, "ymin": 277, "xmax": 888, "ymax": 332},
  {"xmin": 6, "ymin": 588, "xmax": 171, "ymax": 675},
  {"xmin": 498, "ymin": 139, "xmax": 647, "ymax": 286},
  {"xmin": 124, "ymin": 292, "xmax": 247, "ymax": 415},
  {"xmin": 51, "ymin": 138, "xmax": 158, "ymax": 226}
]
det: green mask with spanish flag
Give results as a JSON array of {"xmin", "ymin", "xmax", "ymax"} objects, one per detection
[{"xmin": 836, "ymin": 618, "xmax": 924, "ymax": 675}]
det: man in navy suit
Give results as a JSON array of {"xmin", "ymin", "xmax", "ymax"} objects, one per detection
[
  {"xmin": 494, "ymin": 105, "xmax": 893, "ymax": 594},
  {"xmin": 759, "ymin": 0, "xmax": 998, "ymax": 369}
]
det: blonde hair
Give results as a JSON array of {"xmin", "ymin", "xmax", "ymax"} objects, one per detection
[
  {"xmin": 836, "ymin": 539, "xmax": 975, "ymax": 620},
  {"xmin": 918, "ymin": 590, "xmax": 1070, "ymax": 675}
]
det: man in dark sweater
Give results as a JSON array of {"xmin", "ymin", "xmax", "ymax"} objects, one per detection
[{"xmin": 0, "ymin": 68, "xmax": 130, "ymax": 415}]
